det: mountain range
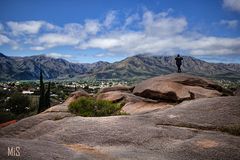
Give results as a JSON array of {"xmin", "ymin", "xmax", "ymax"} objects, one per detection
[{"xmin": 1, "ymin": 52, "xmax": 240, "ymax": 81}]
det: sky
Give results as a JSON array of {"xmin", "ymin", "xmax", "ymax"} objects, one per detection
[{"xmin": 0, "ymin": 0, "xmax": 240, "ymax": 63}]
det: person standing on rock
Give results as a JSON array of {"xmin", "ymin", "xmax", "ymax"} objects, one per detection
[{"xmin": 175, "ymin": 54, "xmax": 183, "ymax": 73}]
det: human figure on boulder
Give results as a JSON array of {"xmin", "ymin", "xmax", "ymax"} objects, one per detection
[{"xmin": 175, "ymin": 54, "xmax": 183, "ymax": 73}]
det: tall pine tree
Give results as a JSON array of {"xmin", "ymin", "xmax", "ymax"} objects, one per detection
[
  {"xmin": 45, "ymin": 82, "xmax": 51, "ymax": 109},
  {"xmin": 38, "ymin": 69, "xmax": 45, "ymax": 113}
]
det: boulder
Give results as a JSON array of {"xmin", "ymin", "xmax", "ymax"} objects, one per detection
[
  {"xmin": 96, "ymin": 91, "xmax": 156, "ymax": 103},
  {"xmin": 96, "ymin": 91, "xmax": 125, "ymax": 103},
  {"xmin": 133, "ymin": 73, "xmax": 229, "ymax": 101},
  {"xmin": 96, "ymin": 91, "xmax": 173, "ymax": 114},
  {"xmin": 98, "ymin": 85, "xmax": 134, "ymax": 94},
  {"xmin": 97, "ymin": 91, "xmax": 168, "ymax": 114},
  {"xmin": 70, "ymin": 88, "xmax": 90, "ymax": 99}
]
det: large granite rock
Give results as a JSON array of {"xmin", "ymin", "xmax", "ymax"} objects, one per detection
[
  {"xmin": 0, "ymin": 95, "xmax": 240, "ymax": 160},
  {"xmin": 96, "ymin": 91, "xmax": 166, "ymax": 114},
  {"xmin": 96, "ymin": 91, "xmax": 156, "ymax": 103},
  {"xmin": 98, "ymin": 85, "xmax": 134, "ymax": 94},
  {"xmin": 70, "ymin": 89, "xmax": 90, "ymax": 98},
  {"xmin": 133, "ymin": 73, "xmax": 231, "ymax": 101}
]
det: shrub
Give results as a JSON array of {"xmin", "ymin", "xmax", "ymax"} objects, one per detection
[
  {"xmin": 6, "ymin": 93, "xmax": 31, "ymax": 115},
  {"xmin": 68, "ymin": 97, "xmax": 126, "ymax": 117},
  {"xmin": 0, "ymin": 112, "xmax": 16, "ymax": 123}
]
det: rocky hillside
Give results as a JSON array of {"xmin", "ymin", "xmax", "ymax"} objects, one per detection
[
  {"xmin": 0, "ymin": 53, "xmax": 109, "ymax": 81},
  {"xmin": 0, "ymin": 73, "xmax": 239, "ymax": 160},
  {"xmin": 95, "ymin": 55, "xmax": 240, "ymax": 80},
  {"xmin": 1, "ymin": 53, "xmax": 240, "ymax": 81}
]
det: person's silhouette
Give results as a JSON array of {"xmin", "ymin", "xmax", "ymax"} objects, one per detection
[{"xmin": 175, "ymin": 54, "xmax": 183, "ymax": 73}]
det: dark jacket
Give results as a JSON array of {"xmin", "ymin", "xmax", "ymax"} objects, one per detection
[{"xmin": 175, "ymin": 56, "xmax": 183, "ymax": 66}]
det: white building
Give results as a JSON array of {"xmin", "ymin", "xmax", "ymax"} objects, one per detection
[{"xmin": 22, "ymin": 90, "xmax": 34, "ymax": 95}]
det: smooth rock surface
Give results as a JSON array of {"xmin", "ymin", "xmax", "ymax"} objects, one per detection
[
  {"xmin": 133, "ymin": 73, "xmax": 228, "ymax": 101},
  {"xmin": 150, "ymin": 96, "xmax": 240, "ymax": 129},
  {"xmin": 0, "ymin": 96, "xmax": 240, "ymax": 160},
  {"xmin": 122, "ymin": 101, "xmax": 173, "ymax": 114}
]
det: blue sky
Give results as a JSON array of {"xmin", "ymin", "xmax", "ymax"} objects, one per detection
[{"xmin": 0, "ymin": 0, "xmax": 240, "ymax": 63}]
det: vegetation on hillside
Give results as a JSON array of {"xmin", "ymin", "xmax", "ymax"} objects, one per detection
[{"xmin": 68, "ymin": 97, "xmax": 126, "ymax": 117}]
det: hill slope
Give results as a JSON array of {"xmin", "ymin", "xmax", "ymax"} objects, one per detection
[
  {"xmin": 1, "ymin": 53, "xmax": 240, "ymax": 81},
  {"xmin": 95, "ymin": 55, "xmax": 240, "ymax": 80}
]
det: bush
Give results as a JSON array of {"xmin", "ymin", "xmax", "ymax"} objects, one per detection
[
  {"xmin": 0, "ymin": 112, "xmax": 16, "ymax": 123},
  {"xmin": 6, "ymin": 93, "xmax": 31, "ymax": 115},
  {"xmin": 68, "ymin": 97, "xmax": 126, "ymax": 117}
]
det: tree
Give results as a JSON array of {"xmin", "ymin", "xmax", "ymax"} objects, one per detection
[
  {"xmin": 38, "ymin": 69, "xmax": 52, "ymax": 113},
  {"xmin": 7, "ymin": 93, "xmax": 30, "ymax": 115},
  {"xmin": 44, "ymin": 82, "xmax": 51, "ymax": 109},
  {"xmin": 74, "ymin": 84, "xmax": 77, "ymax": 91},
  {"xmin": 38, "ymin": 69, "xmax": 45, "ymax": 113}
]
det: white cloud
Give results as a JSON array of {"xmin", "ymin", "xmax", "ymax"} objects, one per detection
[
  {"xmin": 80, "ymin": 37, "xmax": 121, "ymax": 49},
  {"xmin": 80, "ymin": 31, "xmax": 240, "ymax": 56},
  {"xmin": 84, "ymin": 20, "xmax": 101, "ymax": 35},
  {"xmin": 30, "ymin": 46, "xmax": 46, "ymax": 51},
  {"xmin": 79, "ymin": 10, "xmax": 240, "ymax": 57},
  {"xmin": 78, "ymin": 32, "xmax": 144, "ymax": 53},
  {"xmin": 142, "ymin": 11, "xmax": 187, "ymax": 37},
  {"xmin": 220, "ymin": 19, "xmax": 238, "ymax": 28},
  {"xmin": 1, "ymin": 9, "xmax": 240, "ymax": 57},
  {"xmin": 0, "ymin": 33, "xmax": 20, "ymax": 50},
  {"xmin": 7, "ymin": 21, "xmax": 56, "ymax": 35},
  {"xmin": 79, "ymin": 11, "xmax": 188, "ymax": 54},
  {"xmin": 29, "ymin": 20, "xmax": 100, "ymax": 50},
  {"xmin": 95, "ymin": 52, "xmax": 114, "ymax": 57},
  {"xmin": 0, "ymin": 34, "xmax": 10, "ymax": 45},
  {"xmin": 63, "ymin": 23, "xmax": 84, "ymax": 36},
  {"xmin": 223, "ymin": 0, "xmax": 240, "ymax": 12},
  {"xmin": 7, "ymin": 21, "xmax": 39, "ymax": 35},
  {"xmin": 123, "ymin": 14, "xmax": 140, "ymax": 28},
  {"xmin": 36, "ymin": 33, "xmax": 80, "ymax": 49},
  {"xmin": 46, "ymin": 52, "xmax": 73, "ymax": 59},
  {"xmin": 180, "ymin": 36, "xmax": 240, "ymax": 55},
  {"xmin": 103, "ymin": 11, "xmax": 116, "ymax": 28}
]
